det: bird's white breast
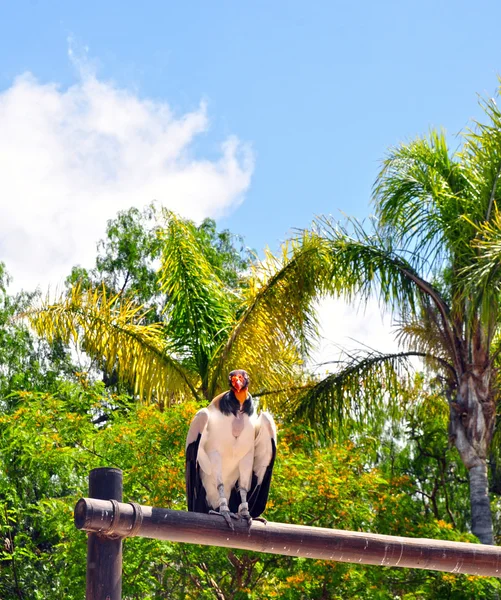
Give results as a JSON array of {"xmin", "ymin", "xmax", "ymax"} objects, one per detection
[
  {"xmin": 203, "ymin": 407, "xmax": 255, "ymax": 459},
  {"xmin": 197, "ymin": 407, "xmax": 258, "ymax": 509}
]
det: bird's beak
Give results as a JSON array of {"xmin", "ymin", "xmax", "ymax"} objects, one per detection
[{"xmin": 232, "ymin": 377, "xmax": 244, "ymax": 391}]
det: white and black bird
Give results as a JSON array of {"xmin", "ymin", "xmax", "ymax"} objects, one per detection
[{"xmin": 185, "ymin": 369, "xmax": 277, "ymax": 528}]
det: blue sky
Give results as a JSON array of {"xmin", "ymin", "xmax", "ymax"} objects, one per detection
[
  {"xmin": 3, "ymin": 1, "xmax": 501, "ymax": 255},
  {"xmin": 1, "ymin": 0, "xmax": 501, "ymax": 352}
]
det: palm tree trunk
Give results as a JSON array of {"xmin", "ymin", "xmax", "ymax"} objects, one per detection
[
  {"xmin": 450, "ymin": 370, "xmax": 496, "ymax": 545},
  {"xmin": 468, "ymin": 461, "xmax": 494, "ymax": 545}
]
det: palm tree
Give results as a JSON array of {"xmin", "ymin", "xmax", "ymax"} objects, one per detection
[
  {"xmin": 26, "ymin": 211, "xmax": 331, "ymax": 407},
  {"xmin": 294, "ymin": 96, "xmax": 501, "ymax": 544}
]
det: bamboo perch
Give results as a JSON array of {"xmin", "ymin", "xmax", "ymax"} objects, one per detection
[{"xmin": 74, "ymin": 497, "xmax": 501, "ymax": 578}]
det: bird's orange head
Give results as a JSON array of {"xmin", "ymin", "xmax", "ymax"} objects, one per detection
[{"xmin": 229, "ymin": 369, "xmax": 250, "ymax": 402}]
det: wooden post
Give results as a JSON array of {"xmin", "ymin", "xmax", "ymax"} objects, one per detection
[
  {"xmin": 85, "ymin": 468, "xmax": 123, "ymax": 600},
  {"xmin": 75, "ymin": 497, "xmax": 501, "ymax": 578}
]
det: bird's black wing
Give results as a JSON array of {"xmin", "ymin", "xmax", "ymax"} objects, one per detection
[
  {"xmin": 185, "ymin": 409, "xmax": 210, "ymax": 513},
  {"xmin": 247, "ymin": 412, "xmax": 277, "ymax": 518},
  {"xmin": 248, "ymin": 438, "xmax": 276, "ymax": 517}
]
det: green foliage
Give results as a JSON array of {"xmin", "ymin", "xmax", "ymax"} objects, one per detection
[
  {"xmin": 376, "ymin": 378, "xmax": 472, "ymax": 531},
  {"xmin": 193, "ymin": 217, "xmax": 254, "ymax": 290},
  {"xmin": 0, "ymin": 380, "xmax": 498, "ymax": 599},
  {"xmin": 0, "ymin": 264, "xmax": 75, "ymax": 401}
]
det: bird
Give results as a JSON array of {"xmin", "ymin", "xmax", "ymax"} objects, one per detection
[{"xmin": 185, "ymin": 369, "xmax": 277, "ymax": 529}]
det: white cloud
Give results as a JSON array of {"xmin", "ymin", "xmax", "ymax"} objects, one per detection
[
  {"xmin": 311, "ymin": 296, "xmax": 402, "ymax": 374},
  {"xmin": 0, "ymin": 49, "xmax": 253, "ymax": 293}
]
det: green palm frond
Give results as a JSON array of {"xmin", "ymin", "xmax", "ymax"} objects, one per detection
[
  {"xmin": 317, "ymin": 219, "xmax": 446, "ymax": 319},
  {"xmin": 209, "ymin": 233, "xmax": 332, "ymax": 398},
  {"xmin": 314, "ymin": 218, "xmax": 465, "ymax": 373},
  {"xmin": 461, "ymin": 95, "xmax": 501, "ymax": 224},
  {"xmin": 157, "ymin": 210, "xmax": 235, "ymax": 384},
  {"xmin": 23, "ymin": 284, "xmax": 198, "ymax": 403},
  {"xmin": 373, "ymin": 130, "xmax": 474, "ymax": 270},
  {"xmin": 458, "ymin": 210, "xmax": 501, "ymax": 330},
  {"xmin": 291, "ymin": 350, "xmax": 424, "ymax": 440}
]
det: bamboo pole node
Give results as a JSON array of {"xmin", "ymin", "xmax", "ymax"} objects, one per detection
[
  {"xmin": 125, "ymin": 502, "xmax": 144, "ymax": 538},
  {"xmin": 103, "ymin": 499, "xmax": 121, "ymax": 538}
]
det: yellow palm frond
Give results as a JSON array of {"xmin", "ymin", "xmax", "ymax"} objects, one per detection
[
  {"xmin": 23, "ymin": 284, "xmax": 198, "ymax": 403},
  {"xmin": 209, "ymin": 233, "xmax": 332, "ymax": 398}
]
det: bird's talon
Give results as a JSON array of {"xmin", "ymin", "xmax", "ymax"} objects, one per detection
[
  {"xmin": 209, "ymin": 509, "xmax": 238, "ymax": 530},
  {"xmin": 237, "ymin": 504, "xmax": 252, "ymax": 529},
  {"xmin": 241, "ymin": 514, "xmax": 252, "ymax": 530}
]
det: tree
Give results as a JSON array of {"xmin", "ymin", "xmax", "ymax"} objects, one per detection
[
  {"xmin": 66, "ymin": 204, "xmax": 253, "ymax": 317},
  {"xmin": 67, "ymin": 204, "xmax": 162, "ymax": 305},
  {"xmin": 294, "ymin": 94, "xmax": 501, "ymax": 544},
  {"xmin": 25, "ymin": 209, "xmax": 330, "ymax": 404},
  {"xmin": 0, "ymin": 263, "xmax": 76, "ymax": 402}
]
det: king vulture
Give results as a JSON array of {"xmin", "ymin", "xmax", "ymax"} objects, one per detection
[{"xmin": 185, "ymin": 369, "xmax": 277, "ymax": 528}]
